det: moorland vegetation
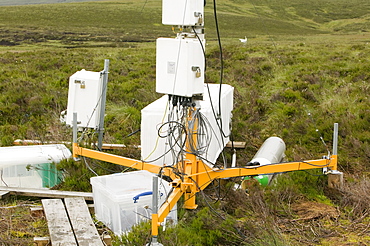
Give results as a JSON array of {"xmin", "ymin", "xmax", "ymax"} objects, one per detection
[{"xmin": 0, "ymin": 0, "xmax": 370, "ymax": 245}]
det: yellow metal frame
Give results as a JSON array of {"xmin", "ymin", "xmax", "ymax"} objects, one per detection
[
  {"xmin": 73, "ymin": 144, "xmax": 337, "ymax": 237},
  {"xmin": 72, "ymin": 108, "xmax": 338, "ymax": 237}
]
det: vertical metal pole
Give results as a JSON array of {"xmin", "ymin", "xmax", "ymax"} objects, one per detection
[
  {"xmin": 152, "ymin": 176, "xmax": 159, "ymax": 215},
  {"xmin": 328, "ymin": 122, "xmax": 342, "ymax": 188},
  {"xmin": 333, "ymin": 123, "xmax": 338, "ymax": 155},
  {"xmin": 97, "ymin": 59, "xmax": 109, "ymax": 150},
  {"xmin": 149, "ymin": 176, "xmax": 164, "ymax": 246},
  {"xmin": 73, "ymin": 112, "xmax": 78, "ymax": 144},
  {"xmin": 72, "ymin": 112, "xmax": 80, "ymax": 160}
]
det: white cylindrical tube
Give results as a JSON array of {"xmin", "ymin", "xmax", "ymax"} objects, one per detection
[{"xmin": 248, "ymin": 137, "xmax": 286, "ymax": 165}]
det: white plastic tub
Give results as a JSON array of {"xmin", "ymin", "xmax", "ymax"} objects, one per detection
[{"xmin": 90, "ymin": 170, "xmax": 177, "ymax": 235}]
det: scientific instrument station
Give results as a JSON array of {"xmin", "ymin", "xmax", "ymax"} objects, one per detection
[{"xmin": 65, "ymin": 0, "xmax": 341, "ymax": 244}]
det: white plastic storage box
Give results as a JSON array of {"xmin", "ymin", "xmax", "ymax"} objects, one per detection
[
  {"xmin": 156, "ymin": 37, "xmax": 205, "ymax": 97},
  {"xmin": 0, "ymin": 144, "xmax": 70, "ymax": 188},
  {"xmin": 66, "ymin": 69, "xmax": 103, "ymax": 128},
  {"xmin": 141, "ymin": 84, "xmax": 234, "ymax": 167},
  {"xmin": 162, "ymin": 0, "xmax": 204, "ymax": 26},
  {"xmin": 90, "ymin": 171, "xmax": 177, "ymax": 235}
]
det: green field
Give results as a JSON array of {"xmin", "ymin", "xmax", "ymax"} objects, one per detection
[
  {"xmin": 0, "ymin": 0, "xmax": 104, "ymax": 6},
  {"xmin": 0, "ymin": 0, "xmax": 370, "ymax": 245},
  {"xmin": 0, "ymin": 0, "xmax": 370, "ymax": 46}
]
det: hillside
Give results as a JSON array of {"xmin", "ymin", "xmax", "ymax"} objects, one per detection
[
  {"xmin": 0, "ymin": 0, "xmax": 369, "ymax": 245},
  {"xmin": 0, "ymin": 0, "xmax": 370, "ymax": 45},
  {"xmin": 0, "ymin": 0, "xmax": 104, "ymax": 6}
]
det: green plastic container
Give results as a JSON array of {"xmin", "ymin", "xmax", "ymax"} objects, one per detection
[
  {"xmin": 243, "ymin": 175, "xmax": 269, "ymax": 187},
  {"xmin": 36, "ymin": 163, "xmax": 63, "ymax": 188}
]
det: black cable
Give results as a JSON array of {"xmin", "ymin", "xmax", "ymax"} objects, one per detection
[
  {"xmin": 229, "ymin": 130, "xmax": 235, "ymax": 152},
  {"xmin": 237, "ymin": 159, "xmax": 331, "ymax": 170},
  {"xmin": 189, "ymin": 176, "xmax": 248, "ymax": 241},
  {"xmin": 158, "ymin": 165, "xmax": 184, "ymax": 181},
  {"xmin": 166, "ymin": 104, "xmax": 179, "ymax": 165},
  {"xmin": 158, "ymin": 120, "xmax": 187, "ymax": 138},
  {"xmin": 143, "ymin": 119, "xmax": 188, "ymax": 164},
  {"xmin": 181, "ymin": 126, "xmax": 225, "ymax": 169},
  {"xmin": 301, "ymin": 160, "xmax": 331, "ymax": 168},
  {"xmin": 89, "ymin": 158, "xmax": 118, "ymax": 173},
  {"xmin": 300, "ymin": 169, "xmax": 327, "ymax": 177},
  {"xmin": 83, "ymin": 156, "xmax": 98, "ymax": 176},
  {"xmin": 216, "ymin": 177, "xmax": 241, "ymax": 203},
  {"xmin": 143, "ymin": 137, "xmax": 183, "ymax": 164},
  {"xmin": 187, "ymin": 109, "xmax": 212, "ymax": 157},
  {"xmin": 181, "ymin": 27, "xmax": 232, "ymax": 168},
  {"xmin": 0, "ymin": 169, "xmax": 8, "ymax": 187},
  {"xmin": 194, "ymin": 5, "xmax": 232, "ymax": 144},
  {"xmin": 188, "ymin": 176, "xmax": 225, "ymax": 219},
  {"xmin": 308, "ymin": 112, "xmax": 331, "ymax": 156},
  {"xmin": 212, "ymin": 0, "xmax": 226, "ymax": 137},
  {"xmin": 192, "ymin": 26, "xmax": 206, "ymax": 71},
  {"xmin": 198, "ymin": 111, "xmax": 224, "ymax": 158},
  {"xmin": 192, "ymin": 23, "xmax": 230, "ymax": 157},
  {"xmin": 167, "ymin": 108, "xmax": 188, "ymax": 166},
  {"xmin": 124, "ymin": 128, "xmax": 140, "ymax": 138},
  {"xmin": 77, "ymin": 71, "xmax": 109, "ymax": 150},
  {"xmin": 180, "ymin": 107, "xmax": 225, "ymax": 168}
]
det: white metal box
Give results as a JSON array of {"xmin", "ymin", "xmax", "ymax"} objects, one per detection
[
  {"xmin": 156, "ymin": 37, "xmax": 205, "ymax": 97},
  {"xmin": 66, "ymin": 69, "xmax": 103, "ymax": 128},
  {"xmin": 162, "ymin": 0, "xmax": 204, "ymax": 26},
  {"xmin": 141, "ymin": 84, "xmax": 234, "ymax": 167},
  {"xmin": 90, "ymin": 171, "xmax": 177, "ymax": 235}
]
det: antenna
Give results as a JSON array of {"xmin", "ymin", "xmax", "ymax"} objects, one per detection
[{"xmin": 308, "ymin": 112, "xmax": 330, "ymax": 156}]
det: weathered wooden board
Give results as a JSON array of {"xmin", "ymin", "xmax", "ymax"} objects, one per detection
[
  {"xmin": 64, "ymin": 197, "xmax": 104, "ymax": 246},
  {"xmin": 0, "ymin": 186, "xmax": 93, "ymax": 200},
  {"xmin": 33, "ymin": 237, "xmax": 50, "ymax": 246},
  {"xmin": 42, "ymin": 199, "xmax": 77, "ymax": 246},
  {"xmin": 226, "ymin": 141, "xmax": 246, "ymax": 149}
]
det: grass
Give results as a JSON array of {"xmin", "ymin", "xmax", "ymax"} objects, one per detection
[
  {"xmin": 0, "ymin": 198, "xmax": 48, "ymax": 245},
  {"xmin": 0, "ymin": 0, "xmax": 370, "ymax": 245},
  {"xmin": 0, "ymin": 0, "xmax": 369, "ymax": 47},
  {"xmin": 0, "ymin": 0, "xmax": 103, "ymax": 5}
]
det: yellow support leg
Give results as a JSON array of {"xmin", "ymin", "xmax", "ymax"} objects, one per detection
[
  {"xmin": 151, "ymin": 213, "xmax": 159, "ymax": 237},
  {"xmin": 184, "ymin": 192, "xmax": 198, "ymax": 209}
]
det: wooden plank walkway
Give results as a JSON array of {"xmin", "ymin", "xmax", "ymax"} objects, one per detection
[
  {"xmin": 64, "ymin": 197, "xmax": 104, "ymax": 246},
  {"xmin": 42, "ymin": 197, "xmax": 104, "ymax": 246},
  {"xmin": 0, "ymin": 186, "xmax": 93, "ymax": 200},
  {"xmin": 42, "ymin": 199, "xmax": 77, "ymax": 246}
]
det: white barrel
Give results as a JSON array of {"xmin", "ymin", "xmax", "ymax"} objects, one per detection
[
  {"xmin": 249, "ymin": 137, "xmax": 286, "ymax": 165},
  {"xmin": 0, "ymin": 144, "xmax": 71, "ymax": 166},
  {"xmin": 0, "ymin": 144, "xmax": 71, "ymax": 188}
]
